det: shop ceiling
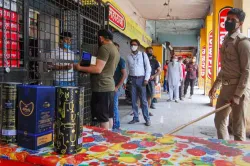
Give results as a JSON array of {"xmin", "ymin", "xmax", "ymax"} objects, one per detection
[{"xmin": 128, "ymin": 0, "xmax": 212, "ymax": 35}]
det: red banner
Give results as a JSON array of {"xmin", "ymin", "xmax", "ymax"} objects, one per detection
[
  {"xmin": 108, "ymin": 3, "xmax": 126, "ymax": 30},
  {"xmin": 217, "ymin": 7, "xmax": 232, "ymax": 74},
  {"xmin": 0, "ymin": 8, "xmax": 20, "ymax": 67},
  {"xmin": 201, "ymin": 46, "xmax": 206, "ymax": 79},
  {"xmin": 208, "ymin": 31, "xmax": 213, "ymax": 79}
]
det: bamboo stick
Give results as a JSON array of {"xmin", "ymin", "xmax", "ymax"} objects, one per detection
[{"xmin": 167, "ymin": 103, "xmax": 231, "ymax": 135}]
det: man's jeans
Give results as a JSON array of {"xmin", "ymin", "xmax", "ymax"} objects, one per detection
[
  {"xmin": 113, "ymin": 88, "xmax": 121, "ymax": 129},
  {"xmin": 131, "ymin": 76, "xmax": 150, "ymax": 122},
  {"xmin": 163, "ymin": 80, "xmax": 169, "ymax": 92}
]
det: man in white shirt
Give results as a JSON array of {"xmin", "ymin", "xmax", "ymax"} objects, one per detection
[
  {"xmin": 50, "ymin": 32, "xmax": 76, "ymax": 86},
  {"xmin": 126, "ymin": 39, "xmax": 152, "ymax": 126}
]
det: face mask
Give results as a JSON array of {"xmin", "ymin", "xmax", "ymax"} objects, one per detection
[
  {"xmin": 147, "ymin": 53, "xmax": 153, "ymax": 58},
  {"xmin": 225, "ymin": 20, "xmax": 237, "ymax": 32},
  {"xmin": 131, "ymin": 46, "xmax": 138, "ymax": 52},
  {"xmin": 64, "ymin": 43, "xmax": 71, "ymax": 50}
]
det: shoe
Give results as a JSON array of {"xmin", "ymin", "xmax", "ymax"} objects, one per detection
[
  {"xmin": 183, "ymin": 95, "xmax": 186, "ymax": 98},
  {"xmin": 175, "ymin": 100, "xmax": 179, "ymax": 103},
  {"xmin": 189, "ymin": 95, "xmax": 192, "ymax": 99},
  {"xmin": 180, "ymin": 98, "xmax": 184, "ymax": 101},
  {"xmin": 167, "ymin": 99, "xmax": 172, "ymax": 102},
  {"xmin": 149, "ymin": 112, "xmax": 153, "ymax": 116},
  {"xmin": 145, "ymin": 121, "xmax": 151, "ymax": 126},
  {"xmin": 128, "ymin": 119, "xmax": 140, "ymax": 124},
  {"xmin": 150, "ymin": 105, "xmax": 156, "ymax": 109}
]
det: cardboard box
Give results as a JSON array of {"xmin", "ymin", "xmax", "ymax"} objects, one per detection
[
  {"xmin": 17, "ymin": 130, "xmax": 53, "ymax": 150},
  {"xmin": 17, "ymin": 85, "xmax": 55, "ymax": 134}
]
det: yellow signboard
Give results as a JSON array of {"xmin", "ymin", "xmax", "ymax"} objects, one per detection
[{"xmin": 102, "ymin": 0, "xmax": 152, "ymax": 47}]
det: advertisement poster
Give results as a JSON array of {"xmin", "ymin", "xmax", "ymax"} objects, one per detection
[{"xmin": 0, "ymin": 0, "xmax": 20, "ymax": 67}]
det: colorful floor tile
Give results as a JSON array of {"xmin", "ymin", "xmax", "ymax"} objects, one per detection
[{"xmin": 1, "ymin": 126, "xmax": 250, "ymax": 166}]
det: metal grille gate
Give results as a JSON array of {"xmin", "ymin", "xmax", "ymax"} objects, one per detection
[{"xmin": 0, "ymin": 0, "xmax": 107, "ymax": 126}]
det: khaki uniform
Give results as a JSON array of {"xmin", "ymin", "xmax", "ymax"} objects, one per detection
[{"xmin": 213, "ymin": 30, "xmax": 250, "ymax": 141}]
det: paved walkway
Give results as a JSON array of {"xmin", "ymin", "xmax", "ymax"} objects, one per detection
[{"xmin": 118, "ymin": 87, "xmax": 218, "ymax": 139}]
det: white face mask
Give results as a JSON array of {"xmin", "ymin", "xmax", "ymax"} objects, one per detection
[{"xmin": 131, "ymin": 45, "xmax": 138, "ymax": 52}]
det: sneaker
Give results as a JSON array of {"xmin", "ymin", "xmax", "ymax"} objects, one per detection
[
  {"xmin": 175, "ymin": 100, "xmax": 179, "ymax": 103},
  {"xmin": 149, "ymin": 112, "xmax": 153, "ymax": 116},
  {"xmin": 167, "ymin": 99, "xmax": 172, "ymax": 102},
  {"xmin": 180, "ymin": 98, "xmax": 184, "ymax": 101},
  {"xmin": 189, "ymin": 95, "xmax": 192, "ymax": 99},
  {"xmin": 128, "ymin": 119, "xmax": 140, "ymax": 124},
  {"xmin": 145, "ymin": 121, "xmax": 151, "ymax": 126},
  {"xmin": 183, "ymin": 95, "xmax": 186, "ymax": 98}
]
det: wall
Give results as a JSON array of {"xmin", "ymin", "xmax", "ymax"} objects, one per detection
[
  {"xmin": 157, "ymin": 33, "xmax": 198, "ymax": 47},
  {"xmin": 113, "ymin": 0, "xmax": 146, "ymax": 30}
]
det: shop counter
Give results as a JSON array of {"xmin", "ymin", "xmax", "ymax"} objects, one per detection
[{"xmin": 0, "ymin": 126, "xmax": 250, "ymax": 166}]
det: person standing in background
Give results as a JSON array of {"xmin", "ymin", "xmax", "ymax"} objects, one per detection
[
  {"xmin": 145, "ymin": 47, "xmax": 161, "ymax": 113},
  {"xmin": 178, "ymin": 57, "xmax": 186, "ymax": 101},
  {"xmin": 113, "ymin": 42, "xmax": 127, "ymax": 130},
  {"xmin": 184, "ymin": 57, "xmax": 198, "ymax": 99},
  {"xmin": 126, "ymin": 39, "xmax": 151, "ymax": 126},
  {"xmin": 163, "ymin": 60, "xmax": 169, "ymax": 92},
  {"xmin": 166, "ymin": 55, "xmax": 182, "ymax": 103}
]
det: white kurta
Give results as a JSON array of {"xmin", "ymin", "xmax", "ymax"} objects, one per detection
[{"xmin": 166, "ymin": 62, "xmax": 182, "ymax": 100}]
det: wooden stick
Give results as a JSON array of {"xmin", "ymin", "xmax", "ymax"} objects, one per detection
[{"xmin": 167, "ymin": 103, "xmax": 231, "ymax": 135}]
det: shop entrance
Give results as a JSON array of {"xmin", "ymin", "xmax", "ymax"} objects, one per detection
[{"xmin": 0, "ymin": 0, "xmax": 107, "ymax": 126}]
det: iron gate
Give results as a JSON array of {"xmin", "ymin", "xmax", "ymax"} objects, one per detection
[{"xmin": 0, "ymin": 0, "xmax": 108, "ymax": 126}]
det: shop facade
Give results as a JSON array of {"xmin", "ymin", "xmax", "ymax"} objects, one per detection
[{"xmin": 0, "ymin": 0, "xmax": 108, "ymax": 125}]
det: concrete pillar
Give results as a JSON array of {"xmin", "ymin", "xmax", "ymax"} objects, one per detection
[
  {"xmin": 198, "ymin": 28, "xmax": 206, "ymax": 92},
  {"xmin": 210, "ymin": 0, "xmax": 233, "ymax": 106},
  {"xmin": 234, "ymin": 0, "xmax": 250, "ymax": 37},
  {"xmin": 204, "ymin": 16, "xmax": 213, "ymax": 97}
]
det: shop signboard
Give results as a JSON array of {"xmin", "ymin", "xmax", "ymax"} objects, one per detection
[
  {"xmin": 201, "ymin": 46, "xmax": 206, "ymax": 79},
  {"xmin": 103, "ymin": 0, "xmax": 152, "ymax": 47},
  {"xmin": 208, "ymin": 31, "xmax": 213, "ymax": 80},
  {"xmin": 217, "ymin": 7, "xmax": 231, "ymax": 74},
  {"xmin": 0, "ymin": 0, "xmax": 19, "ymax": 68}
]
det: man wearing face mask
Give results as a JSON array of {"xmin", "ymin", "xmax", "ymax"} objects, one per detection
[
  {"xmin": 50, "ymin": 32, "xmax": 76, "ymax": 86},
  {"xmin": 184, "ymin": 57, "xmax": 198, "ymax": 99},
  {"xmin": 166, "ymin": 55, "xmax": 182, "ymax": 103},
  {"xmin": 76, "ymin": 29, "xmax": 120, "ymax": 129},
  {"xmin": 126, "ymin": 39, "xmax": 152, "ymax": 126},
  {"xmin": 146, "ymin": 47, "xmax": 161, "ymax": 112},
  {"xmin": 209, "ymin": 8, "xmax": 250, "ymax": 141}
]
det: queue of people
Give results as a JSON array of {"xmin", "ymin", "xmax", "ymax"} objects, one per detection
[{"xmin": 50, "ymin": 8, "xmax": 250, "ymax": 142}]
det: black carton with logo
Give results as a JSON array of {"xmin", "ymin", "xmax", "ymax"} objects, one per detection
[
  {"xmin": 17, "ymin": 85, "xmax": 55, "ymax": 150},
  {"xmin": 54, "ymin": 87, "xmax": 83, "ymax": 154}
]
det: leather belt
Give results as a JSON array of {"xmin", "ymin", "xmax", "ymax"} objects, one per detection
[
  {"xmin": 222, "ymin": 78, "xmax": 239, "ymax": 86},
  {"xmin": 129, "ymin": 76, "xmax": 144, "ymax": 79}
]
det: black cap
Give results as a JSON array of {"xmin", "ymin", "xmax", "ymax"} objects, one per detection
[{"xmin": 98, "ymin": 29, "xmax": 113, "ymax": 40}]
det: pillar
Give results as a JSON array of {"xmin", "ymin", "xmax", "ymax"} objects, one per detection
[
  {"xmin": 211, "ymin": 0, "xmax": 233, "ymax": 106},
  {"xmin": 204, "ymin": 15, "xmax": 213, "ymax": 97},
  {"xmin": 234, "ymin": 0, "xmax": 250, "ymax": 37},
  {"xmin": 198, "ymin": 28, "xmax": 206, "ymax": 92}
]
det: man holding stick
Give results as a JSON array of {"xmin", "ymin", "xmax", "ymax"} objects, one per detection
[{"xmin": 209, "ymin": 8, "xmax": 250, "ymax": 141}]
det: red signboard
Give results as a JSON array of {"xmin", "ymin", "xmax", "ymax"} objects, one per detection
[
  {"xmin": 0, "ymin": 8, "xmax": 20, "ymax": 67},
  {"xmin": 208, "ymin": 31, "xmax": 213, "ymax": 80},
  {"xmin": 108, "ymin": 3, "xmax": 126, "ymax": 30},
  {"xmin": 218, "ymin": 7, "xmax": 232, "ymax": 74},
  {"xmin": 201, "ymin": 46, "xmax": 206, "ymax": 79}
]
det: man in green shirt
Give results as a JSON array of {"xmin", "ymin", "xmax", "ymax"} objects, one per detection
[{"xmin": 76, "ymin": 29, "xmax": 120, "ymax": 129}]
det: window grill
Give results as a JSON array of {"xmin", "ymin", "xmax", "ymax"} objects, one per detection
[{"xmin": 0, "ymin": 0, "xmax": 108, "ymax": 126}]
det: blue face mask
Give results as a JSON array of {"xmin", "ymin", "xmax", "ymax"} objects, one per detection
[{"xmin": 64, "ymin": 43, "xmax": 71, "ymax": 50}]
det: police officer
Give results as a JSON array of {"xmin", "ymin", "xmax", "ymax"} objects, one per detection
[{"xmin": 209, "ymin": 8, "xmax": 250, "ymax": 141}]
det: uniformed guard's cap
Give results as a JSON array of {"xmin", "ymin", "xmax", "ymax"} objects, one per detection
[{"xmin": 98, "ymin": 29, "xmax": 113, "ymax": 40}]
